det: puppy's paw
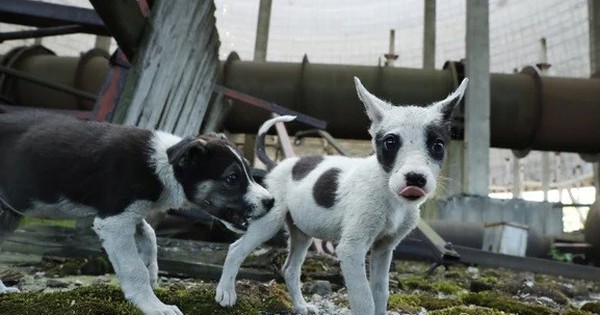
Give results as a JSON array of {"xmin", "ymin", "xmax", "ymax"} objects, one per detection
[
  {"xmin": 215, "ymin": 283, "xmax": 237, "ymax": 307},
  {"xmin": 0, "ymin": 283, "xmax": 19, "ymax": 293},
  {"xmin": 293, "ymin": 303, "xmax": 319, "ymax": 314},
  {"xmin": 141, "ymin": 302, "xmax": 182, "ymax": 315}
]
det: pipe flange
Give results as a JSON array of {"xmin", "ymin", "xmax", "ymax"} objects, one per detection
[
  {"xmin": 0, "ymin": 45, "xmax": 55, "ymax": 104},
  {"xmin": 519, "ymin": 66, "xmax": 544, "ymax": 154},
  {"xmin": 294, "ymin": 54, "xmax": 309, "ymax": 114},
  {"xmin": 220, "ymin": 51, "xmax": 240, "ymax": 86},
  {"xmin": 580, "ymin": 153, "xmax": 600, "ymax": 163},
  {"xmin": 74, "ymin": 48, "xmax": 110, "ymax": 110},
  {"xmin": 512, "ymin": 149, "xmax": 530, "ymax": 159}
]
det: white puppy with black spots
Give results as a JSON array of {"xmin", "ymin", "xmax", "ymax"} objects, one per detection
[{"xmin": 215, "ymin": 77, "xmax": 468, "ymax": 315}]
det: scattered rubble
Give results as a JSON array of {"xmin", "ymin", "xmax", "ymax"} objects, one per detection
[{"xmin": 2, "ymin": 250, "xmax": 600, "ymax": 314}]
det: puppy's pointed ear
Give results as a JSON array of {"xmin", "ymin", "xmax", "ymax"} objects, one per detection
[
  {"xmin": 432, "ymin": 78, "xmax": 469, "ymax": 121},
  {"xmin": 167, "ymin": 137, "xmax": 208, "ymax": 166},
  {"xmin": 354, "ymin": 77, "xmax": 391, "ymax": 124}
]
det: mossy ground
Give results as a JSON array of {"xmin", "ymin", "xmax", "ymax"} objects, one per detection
[
  {"xmin": 2, "ymin": 253, "xmax": 600, "ymax": 314},
  {"xmin": 0, "ymin": 282, "xmax": 291, "ymax": 315}
]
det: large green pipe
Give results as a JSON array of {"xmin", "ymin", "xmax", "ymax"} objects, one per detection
[
  {"xmin": 0, "ymin": 46, "xmax": 108, "ymax": 111},
  {"xmin": 1, "ymin": 48, "xmax": 599, "ymax": 153},
  {"xmin": 220, "ymin": 58, "xmax": 600, "ymax": 154}
]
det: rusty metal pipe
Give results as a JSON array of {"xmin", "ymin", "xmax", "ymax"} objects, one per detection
[
  {"xmin": 0, "ymin": 46, "xmax": 108, "ymax": 110},
  {"xmin": 1, "ymin": 48, "xmax": 599, "ymax": 153},
  {"xmin": 220, "ymin": 58, "xmax": 600, "ymax": 154}
]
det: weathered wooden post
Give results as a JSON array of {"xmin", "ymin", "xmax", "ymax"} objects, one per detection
[{"xmin": 111, "ymin": 0, "xmax": 220, "ymax": 136}]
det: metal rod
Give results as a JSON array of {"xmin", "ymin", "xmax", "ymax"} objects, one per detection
[
  {"xmin": 0, "ymin": 65, "xmax": 97, "ymax": 101},
  {"xmin": 0, "ymin": 0, "xmax": 108, "ymax": 35},
  {"xmin": 89, "ymin": 0, "xmax": 146, "ymax": 61},
  {"xmin": 294, "ymin": 129, "xmax": 350, "ymax": 156},
  {"xmin": 395, "ymin": 238, "xmax": 600, "ymax": 281},
  {"xmin": 0, "ymin": 104, "xmax": 92, "ymax": 119},
  {"xmin": 0, "ymin": 25, "xmax": 83, "ymax": 42},
  {"xmin": 215, "ymin": 85, "xmax": 327, "ymax": 130}
]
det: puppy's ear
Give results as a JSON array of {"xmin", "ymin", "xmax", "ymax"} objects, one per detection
[
  {"xmin": 432, "ymin": 78, "xmax": 469, "ymax": 121},
  {"xmin": 354, "ymin": 77, "xmax": 392, "ymax": 124},
  {"xmin": 167, "ymin": 137, "xmax": 208, "ymax": 166}
]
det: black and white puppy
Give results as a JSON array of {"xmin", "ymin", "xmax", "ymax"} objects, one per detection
[
  {"xmin": 0, "ymin": 112, "xmax": 273, "ymax": 315},
  {"xmin": 216, "ymin": 77, "xmax": 468, "ymax": 315}
]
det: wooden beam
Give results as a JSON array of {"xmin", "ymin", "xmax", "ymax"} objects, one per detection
[{"xmin": 89, "ymin": 0, "xmax": 146, "ymax": 61}]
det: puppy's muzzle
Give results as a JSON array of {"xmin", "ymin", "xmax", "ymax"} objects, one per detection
[{"xmin": 399, "ymin": 172, "xmax": 428, "ymax": 201}]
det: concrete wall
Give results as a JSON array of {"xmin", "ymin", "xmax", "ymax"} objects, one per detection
[{"xmin": 423, "ymin": 195, "xmax": 563, "ymax": 237}]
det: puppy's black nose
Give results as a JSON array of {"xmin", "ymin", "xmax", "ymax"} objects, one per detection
[
  {"xmin": 405, "ymin": 172, "xmax": 427, "ymax": 188},
  {"xmin": 262, "ymin": 197, "xmax": 275, "ymax": 210}
]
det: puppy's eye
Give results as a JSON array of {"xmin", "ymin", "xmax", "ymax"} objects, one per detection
[
  {"xmin": 225, "ymin": 174, "xmax": 239, "ymax": 185},
  {"xmin": 383, "ymin": 135, "xmax": 399, "ymax": 151},
  {"xmin": 432, "ymin": 139, "xmax": 445, "ymax": 153}
]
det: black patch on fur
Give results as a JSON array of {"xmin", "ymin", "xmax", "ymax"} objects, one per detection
[
  {"xmin": 313, "ymin": 168, "xmax": 341, "ymax": 208},
  {"xmin": 375, "ymin": 132, "xmax": 402, "ymax": 172},
  {"xmin": 0, "ymin": 112, "xmax": 163, "ymax": 218},
  {"xmin": 292, "ymin": 156, "xmax": 323, "ymax": 181},
  {"xmin": 170, "ymin": 135, "xmax": 251, "ymax": 212},
  {"xmin": 425, "ymin": 122, "xmax": 451, "ymax": 162}
]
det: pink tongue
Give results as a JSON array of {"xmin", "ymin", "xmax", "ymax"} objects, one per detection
[{"xmin": 399, "ymin": 186, "xmax": 426, "ymax": 198}]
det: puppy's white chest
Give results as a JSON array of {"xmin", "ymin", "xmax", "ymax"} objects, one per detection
[{"xmin": 380, "ymin": 205, "xmax": 419, "ymax": 239}]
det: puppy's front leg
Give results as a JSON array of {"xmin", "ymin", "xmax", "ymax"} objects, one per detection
[
  {"xmin": 94, "ymin": 215, "xmax": 182, "ymax": 315},
  {"xmin": 216, "ymin": 209, "xmax": 285, "ymax": 307},
  {"xmin": 135, "ymin": 219, "xmax": 159, "ymax": 288},
  {"xmin": 337, "ymin": 242, "xmax": 374, "ymax": 315},
  {"xmin": 369, "ymin": 240, "xmax": 395, "ymax": 315}
]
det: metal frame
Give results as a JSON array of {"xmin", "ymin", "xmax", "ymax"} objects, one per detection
[
  {"xmin": 0, "ymin": 65, "xmax": 98, "ymax": 101},
  {"xmin": 89, "ymin": 0, "xmax": 147, "ymax": 61},
  {"xmin": 0, "ymin": 0, "xmax": 108, "ymax": 35},
  {"xmin": 0, "ymin": 25, "xmax": 83, "ymax": 42},
  {"xmin": 215, "ymin": 85, "xmax": 327, "ymax": 130}
]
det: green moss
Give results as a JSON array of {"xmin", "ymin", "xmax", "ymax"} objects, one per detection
[
  {"xmin": 470, "ymin": 276, "xmax": 499, "ymax": 293},
  {"xmin": 398, "ymin": 275, "xmax": 464, "ymax": 294},
  {"xmin": 499, "ymin": 280, "xmax": 569, "ymax": 305},
  {"xmin": 462, "ymin": 291, "xmax": 554, "ymax": 315},
  {"xmin": 387, "ymin": 294, "xmax": 422, "ymax": 313},
  {"xmin": 419, "ymin": 295, "xmax": 462, "ymax": 310},
  {"xmin": 561, "ymin": 308, "xmax": 596, "ymax": 315},
  {"xmin": 0, "ymin": 285, "xmax": 140, "ymax": 315},
  {"xmin": 157, "ymin": 281, "xmax": 291, "ymax": 315},
  {"xmin": 80, "ymin": 256, "xmax": 113, "ymax": 275},
  {"xmin": 19, "ymin": 218, "xmax": 76, "ymax": 228},
  {"xmin": 479, "ymin": 276, "xmax": 499, "ymax": 286},
  {"xmin": 443, "ymin": 269, "xmax": 467, "ymax": 279},
  {"xmin": 43, "ymin": 256, "xmax": 113, "ymax": 277},
  {"xmin": 429, "ymin": 305, "xmax": 506, "ymax": 315},
  {"xmin": 432, "ymin": 281, "xmax": 464, "ymax": 294},
  {"xmin": 388, "ymin": 294, "xmax": 461, "ymax": 312},
  {"xmin": 0, "ymin": 281, "xmax": 292, "ymax": 315},
  {"xmin": 582, "ymin": 302, "xmax": 600, "ymax": 314}
]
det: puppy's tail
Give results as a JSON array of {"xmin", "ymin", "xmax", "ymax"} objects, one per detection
[{"xmin": 256, "ymin": 115, "xmax": 296, "ymax": 170}]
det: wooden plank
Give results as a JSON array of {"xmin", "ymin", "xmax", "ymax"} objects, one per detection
[
  {"xmin": 89, "ymin": 0, "xmax": 145, "ymax": 60},
  {"xmin": 2, "ymin": 225, "xmax": 280, "ymax": 282},
  {"xmin": 117, "ymin": 0, "xmax": 220, "ymax": 136}
]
